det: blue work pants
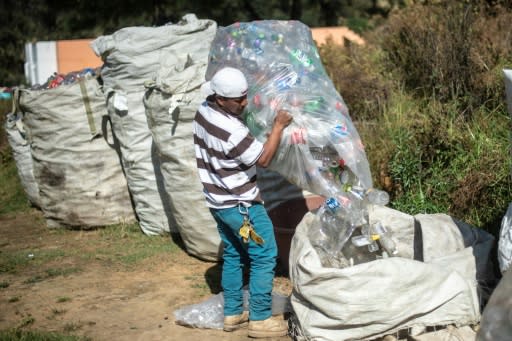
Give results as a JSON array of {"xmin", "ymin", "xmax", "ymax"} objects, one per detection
[{"xmin": 210, "ymin": 203, "xmax": 277, "ymax": 321}]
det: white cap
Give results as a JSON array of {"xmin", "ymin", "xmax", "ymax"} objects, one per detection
[{"xmin": 203, "ymin": 67, "xmax": 248, "ymax": 98}]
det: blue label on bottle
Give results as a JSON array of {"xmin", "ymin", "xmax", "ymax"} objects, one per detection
[{"xmin": 325, "ymin": 197, "xmax": 340, "ymax": 212}]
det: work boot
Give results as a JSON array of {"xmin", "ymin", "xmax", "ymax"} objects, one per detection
[
  {"xmin": 248, "ymin": 315, "xmax": 288, "ymax": 338},
  {"xmin": 223, "ymin": 311, "xmax": 249, "ymax": 332}
]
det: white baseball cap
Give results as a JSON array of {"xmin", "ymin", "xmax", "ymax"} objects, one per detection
[{"xmin": 203, "ymin": 67, "xmax": 248, "ymax": 98}]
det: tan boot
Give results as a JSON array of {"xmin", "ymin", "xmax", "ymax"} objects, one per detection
[
  {"xmin": 223, "ymin": 311, "xmax": 249, "ymax": 332},
  {"xmin": 248, "ymin": 315, "xmax": 288, "ymax": 338}
]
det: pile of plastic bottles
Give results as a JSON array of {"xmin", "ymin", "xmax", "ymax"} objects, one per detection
[
  {"xmin": 206, "ymin": 20, "xmax": 395, "ymax": 268},
  {"xmin": 32, "ymin": 67, "xmax": 98, "ymax": 90}
]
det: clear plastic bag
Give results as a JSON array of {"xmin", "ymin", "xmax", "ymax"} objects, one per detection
[
  {"xmin": 206, "ymin": 20, "xmax": 391, "ymax": 268},
  {"xmin": 206, "ymin": 21, "xmax": 372, "ymax": 197},
  {"xmin": 174, "ymin": 290, "xmax": 291, "ymax": 329}
]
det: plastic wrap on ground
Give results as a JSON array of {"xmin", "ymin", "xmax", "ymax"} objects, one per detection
[{"xmin": 174, "ymin": 290, "xmax": 290, "ymax": 329}]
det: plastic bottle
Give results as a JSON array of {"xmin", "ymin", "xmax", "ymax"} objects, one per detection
[
  {"xmin": 366, "ymin": 188, "xmax": 390, "ymax": 206},
  {"xmin": 372, "ymin": 222, "xmax": 398, "ymax": 256},
  {"xmin": 323, "ymin": 197, "xmax": 358, "ymax": 251},
  {"xmin": 342, "ymin": 185, "xmax": 390, "ymax": 206},
  {"xmin": 344, "ymin": 226, "xmax": 378, "ymax": 265},
  {"xmin": 283, "ymin": 45, "xmax": 315, "ymax": 72},
  {"xmin": 339, "ymin": 166, "xmax": 359, "ymax": 191}
]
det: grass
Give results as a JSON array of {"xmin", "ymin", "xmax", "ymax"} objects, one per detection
[
  {"xmin": 8, "ymin": 296, "xmax": 20, "ymax": 303},
  {"xmin": 86, "ymin": 222, "xmax": 181, "ymax": 269},
  {"xmin": 356, "ymin": 82, "xmax": 512, "ymax": 230},
  {"xmin": 0, "ymin": 249, "xmax": 67, "ymax": 274},
  {"xmin": 23, "ymin": 268, "xmax": 82, "ymax": 284},
  {"xmin": 56, "ymin": 297, "xmax": 71, "ymax": 303},
  {"xmin": 0, "ymin": 223, "xmax": 180, "ymax": 277},
  {"xmin": 0, "ymin": 329, "xmax": 91, "ymax": 341},
  {"xmin": 0, "ymin": 160, "xmax": 32, "ymax": 215}
]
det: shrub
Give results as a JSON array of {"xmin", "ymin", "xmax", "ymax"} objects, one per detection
[
  {"xmin": 318, "ymin": 39, "xmax": 393, "ymax": 121},
  {"xmin": 378, "ymin": 1, "xmax": 512, "ymax": 117}
]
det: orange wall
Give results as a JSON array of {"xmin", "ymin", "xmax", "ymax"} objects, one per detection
[{"xmin": 56, "ymin": 39, "xmax": 103, "ymax": 74}]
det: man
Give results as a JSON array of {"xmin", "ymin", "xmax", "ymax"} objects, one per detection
[{"xmin": 193, "ymin": 67, "xmax": 292, "ymax": 338}]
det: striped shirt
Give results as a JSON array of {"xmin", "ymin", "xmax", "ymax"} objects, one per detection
[{"xmin": 193, "ymin": 97, "xmax": 264, "ymax": 209}]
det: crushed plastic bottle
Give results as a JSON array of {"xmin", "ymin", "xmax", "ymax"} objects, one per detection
[
  {"xmin": 372, "ymin": 222, "xmax": 398, "ymax": 256},
  {"xmin": 366, "ymin": 188, "xmax": 390, "ymax": 206},
  {"xmin": 323, "ymin": 197, "xmax": 360, "ymax": 251}
]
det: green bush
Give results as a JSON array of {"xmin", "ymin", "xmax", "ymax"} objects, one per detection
[
  {"xmin": 318, "ymin": 40, "xmax": 393, "ymax": 121},
  {"xmin": 378, "ymin": 1, "xmax": 512, "ymax": 117},
  {"xmin": 317, "ymin": 2, "xmax": 512, "ymax": 233}
]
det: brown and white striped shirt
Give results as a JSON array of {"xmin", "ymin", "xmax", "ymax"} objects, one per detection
[{"xmin": 193, "ymin": 97, "xmax": 264, "ymax": 209}]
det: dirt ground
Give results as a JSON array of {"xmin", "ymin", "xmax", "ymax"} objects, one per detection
[{"xmin": 0, "ymin": 211, "xmax": 293, "ymax": 341}]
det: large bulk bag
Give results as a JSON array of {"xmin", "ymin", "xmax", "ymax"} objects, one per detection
[
  {"xmin": 105, "ymin": 90, "xmax": 172, "ymax": 235},
  {"xmin": 91, "ymin": 14, "xmax": 216, "ymax": 235},
  {"xmin": 4, "ymin": 109, "xmax": 41, "ymax": 208},
  {"xmin": 18, "ymin": 77, "xmax": 135, "ymax": 228},
  {"xmin": 143, "ymin": 54, "xmax": 221, "ymax": 261},
  {"xmin": 91, "ymin": 14, "xmax": 214, "ymax": 95},
  {"xmin": 289, "ymin": 205, "xmax": 495, "ymax": 340},
  {"xmin": 504, "ymin": 69, "xmax": 512, "ymax": 116},
  {"xmin": 477, "ymin": 266, "xmax": 512, "ymax": 340},
  {"xmin": 498, "ymin": 203, "xmax": 512, "ymax": 273}
]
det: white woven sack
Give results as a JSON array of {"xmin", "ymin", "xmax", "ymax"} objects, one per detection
[
  {"xmin": 5, "ymin": 111, "xmax": 41, "ymax": 208},
  {"xmin": 289, "ymin": 206, "xmax": 491, "ymax": 341},
  {"xmin": 477, "ymin": 265, "xmax": 512, "ymax": 341},
  {"xmin": 91, "ymin": 14, "xmax": 217, "ymax": 236},
  {"xmin": 497, "ymin": 203, "xmax": 512, "ymax": 273},
  {"xmin": 91, "ymin": 14, "xmax": 216, "ymax": 95},
  {"xmin": 107, "ymin": 90, "xmax": 173, "ymax": 235},
  {"xmin": 143, "ymin": 52, "xmax": 222, "ymax": 260},
  {"xmin": 18, "ymin": 78, "xmax": 135, "ymax": 228},
  {"xmin": 504, "ymin": 69, "xmax": 512, "ymax": 116}
]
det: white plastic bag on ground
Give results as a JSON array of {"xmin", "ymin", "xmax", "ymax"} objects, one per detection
[
  {"xmin": 18, "ymin": 77, "xmax": 135, "ymax": 228},
  {"xmin": 289, "ymin": 205, "xmax": 494, "ymax": 341}
]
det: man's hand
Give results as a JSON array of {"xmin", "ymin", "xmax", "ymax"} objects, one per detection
[
  {"xmin": 257, "ymin": 109, "xmax": 293, "ymax": 168},
  {"xmin": 274, "ymin": 109, "xmax": 293, "ymax": 128}
]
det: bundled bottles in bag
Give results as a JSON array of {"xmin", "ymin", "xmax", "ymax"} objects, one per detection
[
  {"xmin": 32, "ymin": 68, "xmax": 98, "ymax": 90},
  {"xmin": 206, "ymin": 20, "xmax": 394, "ymax": 268}
]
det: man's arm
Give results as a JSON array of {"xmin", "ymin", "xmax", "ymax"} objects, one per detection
[{"xmin": 257, "ymin": 109, "xmax": 293, "ymax": 168}]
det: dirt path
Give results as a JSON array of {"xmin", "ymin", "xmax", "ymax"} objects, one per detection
[{"xmin": 0, "ymin": 211, "xmax": 293, "ymax": 341}]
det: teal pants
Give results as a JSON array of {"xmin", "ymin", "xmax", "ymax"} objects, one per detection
[{"xmin": 210, "ymin": 203, "xmax": 277, "ymax": 321}]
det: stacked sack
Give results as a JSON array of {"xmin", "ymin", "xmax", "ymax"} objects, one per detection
[
  {"xmin": 91, "ymin": 14, "xmax": 213, "ymax": 235},
  {"xmin": 5, "ymin": 107, "xmax": 41, "ymax": 208},
  {"xmin": 142, "ymin": 18, "xmax": 222, "ymax": 261}
]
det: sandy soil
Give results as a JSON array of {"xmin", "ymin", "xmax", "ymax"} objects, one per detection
[{"xmin": 0, "ymin": 211, "xmax": 293, "ymax": 341}]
